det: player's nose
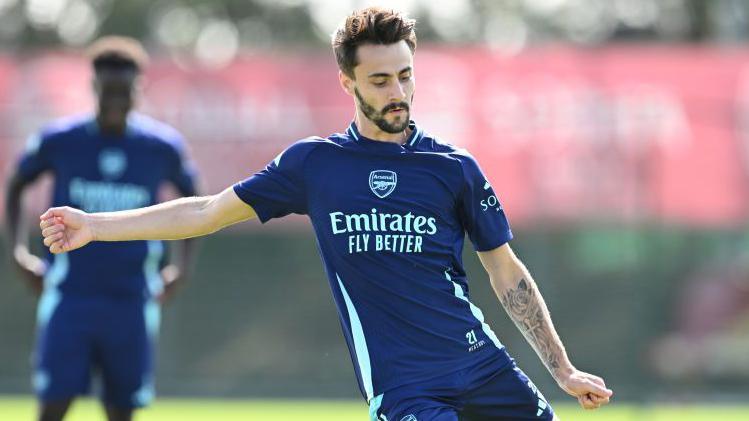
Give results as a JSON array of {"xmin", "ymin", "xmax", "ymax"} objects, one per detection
[{"xmin": 389, "ymin": 81, "xmax": 407, "ymax": 102}]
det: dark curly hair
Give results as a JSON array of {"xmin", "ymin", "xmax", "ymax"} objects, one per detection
[{"xmin": 332, "ymin": 7, "xmax": 417, "ymax": 79}]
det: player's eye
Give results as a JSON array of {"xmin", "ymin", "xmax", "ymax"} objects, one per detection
[{"xmin": 372, "ymin": 80, "xmax": 387, "ymax": 87}]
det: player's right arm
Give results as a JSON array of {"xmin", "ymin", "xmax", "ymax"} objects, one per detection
[{"xmin": 40, "ymin": 187, "xmax": 256, "ymax": 254}]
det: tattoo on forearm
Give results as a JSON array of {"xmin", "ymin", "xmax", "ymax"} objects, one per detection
[{"xmin": 500, "ymin": 277, "xmax": 565, "ymax": 377}]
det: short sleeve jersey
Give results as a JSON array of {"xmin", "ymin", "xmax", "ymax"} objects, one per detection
[
  {"xmin": 233, "ymin": 121, "xmax": 513, "ymax": 401},
  {"xmin": 17, "ymin": 113, "xmax": 197, "ymax": 300}
]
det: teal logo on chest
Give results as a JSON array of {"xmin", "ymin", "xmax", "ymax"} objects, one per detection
[
  {"xmin": 369, "ymin": 170, "xmax": 397, "ymax": 198},
  {"xmin": 99, "ymin": 148, "xmax": 127, "ymax": 180}
]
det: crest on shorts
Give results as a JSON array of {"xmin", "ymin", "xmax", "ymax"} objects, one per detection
[
  {"xmin": 99, "ymin": 148, "xmax": 127, "ymax": 180},
  {"xmin": 369, "ymin": 170, "xmax": 397, "ymax": 198},
  {"xmin": 400, "ymin": 415, "xmax": 417, "ymax": 421}
]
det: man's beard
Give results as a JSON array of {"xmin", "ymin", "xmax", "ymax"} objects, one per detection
[{"xmin": 355, "ymin": 88, "xmax": 410, "ymax": 134}]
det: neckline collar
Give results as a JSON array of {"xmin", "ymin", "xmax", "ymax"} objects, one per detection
[
  {"xmin": 85, "ymin": 114, "xmax": 136, "ymax": 139},
  {"xmin": 346, "ymin": 120, "xmax": 423, "ymax": 151}
]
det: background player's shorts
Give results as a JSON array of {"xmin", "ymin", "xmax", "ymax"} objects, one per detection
[
  {"xmin": 33, "ymin": 295, "xmax": 159, "ymax": 409},
  {"xmin": 371, "ymin": 349, "xmax": 554, "ymax": 421}
]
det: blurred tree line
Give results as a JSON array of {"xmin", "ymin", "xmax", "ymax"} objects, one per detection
[{"xmin": 0, "ymin": 0, "xmax": 746, "ymax": 59}]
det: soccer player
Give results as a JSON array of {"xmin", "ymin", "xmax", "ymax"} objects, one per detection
[
  {"xmin": 38, "ymin": 9, "xmax": 611, "ymax": 421},
  {"xmin": 6, "ymin": 37, "xmax": 198, "ymax": 421}
]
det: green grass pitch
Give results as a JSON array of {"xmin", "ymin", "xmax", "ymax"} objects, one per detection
[{"xmin": 1, "ymin": 396, "xmax": 748, "ymax": 420}]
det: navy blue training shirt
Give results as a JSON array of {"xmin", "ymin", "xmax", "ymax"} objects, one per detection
[
  {"xmin": 17, "ymin": 113, "xmax": 197, "ymax": 301},
  {"xmin": 233, "ymin": 121, "xmax": 513, "ymax": 402}
]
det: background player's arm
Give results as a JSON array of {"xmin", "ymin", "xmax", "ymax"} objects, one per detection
[
  {"xmin": 478, "ymin": 243, "xmax": 613, "ymax": 409},
  {"xmin": 4, "ymin": 172, "xmax": 46, "ymax": 294},
  {"xmin": 40, "ymin": 187, "xmax": 256, "ymax": 254},
  {"xmin": 160, "ymin": 184, "xmax": 201, "ymax": 303},
  {"xmin": 160, "ymin": 136, "xmax": 202, "ymax": 302}
]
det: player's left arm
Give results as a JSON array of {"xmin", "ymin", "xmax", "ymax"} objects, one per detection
[{"xmin": 478, "ymin": 244, "xmax": 613, "ymax": 410}]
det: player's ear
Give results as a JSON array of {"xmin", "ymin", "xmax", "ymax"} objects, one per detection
[{"xmin": 339, "ymin": 71, "xmax": 354, "ymax": 96}]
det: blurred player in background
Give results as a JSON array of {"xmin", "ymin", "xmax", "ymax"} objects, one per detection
[
  {"xmin": 5, "ymin": 37, "xmax": 198, "ymax": 421},
  {"xmin": 37, "ymin": 9, "xmax": 611, "ymax": 421}
]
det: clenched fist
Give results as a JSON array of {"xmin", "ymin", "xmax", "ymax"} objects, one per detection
[{"xmin": 40, "ymin": 207, "xmax": 95, "ymax": 254}]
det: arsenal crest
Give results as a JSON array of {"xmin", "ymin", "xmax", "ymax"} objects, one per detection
[
  {"xmin": 99, "ymin": 148, "xmax": 127, "ymax": 180},
  {"xmin": 369, "ymin": 170, "xmax": 397, "ymax": 198}
]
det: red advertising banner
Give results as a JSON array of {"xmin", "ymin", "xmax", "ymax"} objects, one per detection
[{"xmin": 1, "ymin": 46, "xmax": 748, "ymax": 227}]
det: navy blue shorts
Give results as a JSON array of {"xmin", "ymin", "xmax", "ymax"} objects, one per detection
[
  {"xmin": 370, "ymin": 349, "xmax": 554, "ymax": 421},
  {"xmin": 33, "ymin": 295, "xmax": 159, "ymax": 409}
]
